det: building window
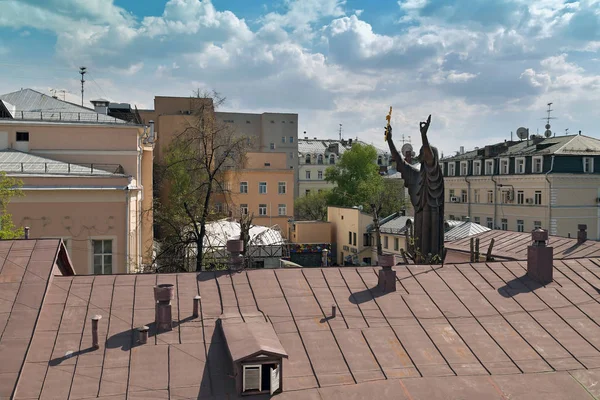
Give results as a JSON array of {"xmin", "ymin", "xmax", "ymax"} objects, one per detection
[
  {"xmin": 282, "ymin": 136, "xmax": 286, "ymax": 143},
  {"xmin": 259, "ymin": 182, "xmax": 267, "ymax": 194},
  {"xmin": 290, "ymin": 136, "xmax": 294, "ymax": 143},
  {"xmin": 305, "ymin": 170, "xmax": 311, "ymax": 179},
  {"xmin": 501, "ymin": 191, "xmax": 510, "ymax": 204},
  {"xmin": 259, "ymin": 204, "xmax": 267, "ymax": 216},
  {"xmin": 449, "ymin": 214, "xmax": 455, "ymax": 220},
  {"xmin": 317, "ymin": 154, "xmax": 323, "ymax": 164},
  {"xmin": 534, "ymin": 190, "xmax": 542, "ymax": 205},
  {"xmin": 534, "ymin": 221, "xmax": 542, "ymax": 230},
  {"xmin": 517, "ymin": 220, "xmax": 524, "ymax": 232},
  {"xmin": 461, "ymin": 216, "xmax": 467, "ymax": 221},
  {"xmin": 460, "ymin": 161, "xmax": 468, "ymax": 176},
  {"xmin": 487, "ymin": 190, "xmax": 494, "ymax": 203},
  {"xmin": 290, "ymin": 152, "xmax": 294, "ymax": 159},
  {"xmin": 486, "ymin": 217, "xmax": 493, "ymax": 229},
  {"xmin": 305, "ymin": 189, "xmax": 310, "ymax": 195},
  {"xmin": 474, "ymin": 189, "xmax": 480, "ymax": 203},
  {"xmin": 353, "ymin": 232, "xmax": 357, "ymax": 246},
  {"xmin": 394, "ymin": 238, "xmax": 399, "ymax": 251},
  {"xmin": 243, "ymin": 365, "xmax": 261, "ymax": 392},
  {"xmin": 501, "ymin": 218, "xmax": 508, "ymax": 231},
  {"xmin": 474, "ymin": 216, "xmax": 480, "ymax": 224},
  {"xmin": 532, "ymin": 156, "xmax": 543, "ymax": 173},
  {"xmin": 500, "ymin": 159, "xmax": 509, "ymax": 175},
  {"xmin": 270, "ymin": 143, "xmax": 275, "ymax": 150},
  {"xmin": 584, "ymin": 157, "xmax": 594, "ymax": 173},
  {"xmin": 473, "ymin": 161, "xmax": 481, "ymax": 175},
  {"xmin": 461, "ymin": 189, "xmax": 468, "ymax": 203},
  {"xmin": 16, "ymin": 132, "xmax": 29, "ymax": 142},
  {"xmin": 329, "ymin": 154, "xmax": 335, "ymax": 164},
  {"xmin": 93, "ymin": 239, "xmax": 113, "ymax": 275},
  {"xmin": 240, "ymin": 181, "xmax": 248, "ymax": 194},
  {"xmin": 317, "ymin": 170, "xmax": 323, "ymax": 180},
  {"xmin": 384, "ymin": 236, "xmax": 389, "ymax": 249},
  {"xmin": 515, "ymin": 158, "xmax": 525, "ymax": 174},
  {"xmin": 240, "ymin": 204, "xmax": 248, "ymax": 215},
  {"xmin": 305, "ymin": 154, "xmax": 311, "ymax": 164},
  {"xmin": 278, "ymin": 182, "xmax": 286, "ymax": 194},
  {"xmin": 448, "ymin": 163, "xmax": 455, "ymax": 176},
  {"xmin": 363, "ymin": 233, "xmax": 372, "ymax": 247},
  {"xmin": 348, "ymin": 231, "xmax": 352, "ymax": 245},
  {"xmin": 377, "ymin": 156, "xmax": 383, "ymax": 166},
  {"xmin": 215, "ymin": 202, "xmax": 222, "ymax": 213},
  {"xmin": 517, "ymin": 190, "xmax": 524, "ymax": 204},
  {"xmin": 485, "ymin": 160, "xmax": 494, "ymax": 175},
  {"xmin": 278, "ymin": 204, "xmax": 286, "ymax": 216}
]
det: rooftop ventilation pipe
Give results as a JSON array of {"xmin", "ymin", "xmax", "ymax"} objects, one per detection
[
  {"xmin": 577, "ymin": 224, "xmax": 587, "ymax": 244},
  {"xmin": 527, "ymin": 229, "xmax": 553, "ymax": 285},
  {"xmin": 24, "ymin": 227, "xmax": 30, "ymax": 239},
  {"xmin": 91, "ymin": 315, "xmax": 102, "ymax": 349},
  {"xmin": 377, "ymin": 254, "xmax": 397, "ymax": 292},
  {"xmin": 154, "ymin": 284, "xmax": 175, "ymax": 333},
  {"xmin": 193, "ymin": 295, "xmax": 201, "ymax": 318}
]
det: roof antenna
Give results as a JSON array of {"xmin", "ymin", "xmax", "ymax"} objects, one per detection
[
  {"xmin": 79, "ymin": 66, "xmax": 87, "ymax": 107},
  {"xmin": 541, "ymin": 102, "xmax": 556, "ymax": 138},
  {"xmin": 339, "ymin": 123, "xmax": 342, "ymax": 141}
]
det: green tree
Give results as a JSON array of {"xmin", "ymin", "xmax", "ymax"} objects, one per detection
[
  {"xmin": 325, "ymin": 143, "xmax": 382, "ymax": 207},
  {"xmin": 294, "ymin": 189, "xmax": 331, "ymax": 221},
  {"xmin": 0, "ymin": 172, "xmax": 24, "ymax": 239}
]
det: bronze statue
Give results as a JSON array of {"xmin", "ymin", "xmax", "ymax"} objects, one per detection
[{"xmin": 386, "ymin": 114, "xmax": 445, "ymax": 263}]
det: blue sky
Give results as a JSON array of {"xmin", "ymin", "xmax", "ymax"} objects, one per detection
[{"xmin": 0, "ymin": 0, "xmax": 599, "ymax": 154}]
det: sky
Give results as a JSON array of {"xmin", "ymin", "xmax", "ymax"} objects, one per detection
[{"xmin": 0, "ymin": 0, "xmax": 599, "ymax": 155}]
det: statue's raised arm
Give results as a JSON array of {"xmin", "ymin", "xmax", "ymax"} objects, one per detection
[{"xmin": 420, "ymin": 115, "xmax": 435, "ymax": 166}]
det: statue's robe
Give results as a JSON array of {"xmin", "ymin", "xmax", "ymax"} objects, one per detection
[{"xmin": 401, "ymin": 147, "xmax": 445, "ymax": 261}]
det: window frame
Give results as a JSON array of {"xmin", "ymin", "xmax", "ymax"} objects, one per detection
[
  {"xmin": 474, "ymin": 216, "xmax": 480, "ymax": 225},
  {"xmin": 499, "ymin": 158, "xmax": 509, "ymax": 175},
  {"xmin": 240, "ymin": 181, "xmax": 248, "ymax": 194},
  {"xmin": 89, "ymin": 236, "xmax": 117, "ymax": 275},
  {"xmin": 461, "ymin": 189, "xmax": 468, "ymax": 203},
  {"xmin": 448, "ymin": 163, "xmax": 456, "ymax": 176},
  {"xmin": 329, "ymin": 154, "xmax": 335, "ymax": 164},
  {"xmin": 240, "ymin": 204, "xmax": 248, "ymax": 215},
  {"xmin": 270, "ymin": 143, "xmax": 275, "ymax": 150},
  {"xmin": 473, "ymin": 189, "xmax": 480, "ymax": 203},
  {"xmin": 317, "ymin": 170, "xmax": 323, "ymax": 180},
  {"xmin": 281, "ymin": 136, "xmax": 286, "ymax": 143},
  {"xmin": 515, "ymin": 157, "xmax": 525, "ymax": 174},
  {"xmin": 289, "ymin": 136, "xmax": 294, "ymax": 143},
  {"xmin": 317, "ymin": 154, "xmax": 324, "ymax": 164},
  {"xmin": 486, "ymin": 217, "xmax": 493, "ymax": 229},
  {"xmin": 305, "ymin": 170, "xmax": 311, "ymax": 179},
  {"xmin": 16, "ymin": 131, "xmax": 29, "ymax": 142},
  {"xmin": 394, "ymin": 237, "xmax": 399, "ymax": 251},
  {"xmin": 501, "ymin": 218, "xmax": 508, "ymax": 231},
  {"xmin": 305, "ymin": 154, "xmax": 311, "ymax": 164},
  {"xmin": 278, "ymin": 204, "xmax": 287, "ymax": 216},
  {"xmin": 517, "ymin": 220, "xmax": 524, "ymax": 232},
  {"xmin": 258, "ymin": 204, "xmax": 267, "ymax": 216},
  {"xmin": 278, "ymin": 181, "xmax": 286, "ymax": 195},
  {"xmin": 473, "ymin": 160, "xmax": 481, "ymax": 175},
  {"xmin": 487, "ymin": 190, "xmax": 494, "ymax": 204},
  {"xmin": 460, "ymin": 161, "xmax": 468, "ymax": 176},
  {"xmin": 258, "ymin": 182, "xmax": 267, "ymax": 194},
  {"xmin": 532, "ymin": 156, "xmax": 543, "ymax": 173},
  {"xmin": 384, "ymin": 236, "xmax": 389, "ymax": 249},
  {"xmin": 534, "ymin": 190, "xmax": 542, "ymax": 205},
  {"xmin": 243, "ymin": 364, "xmax": 262, "ymax": 393},
  {"xmin": 583, "ymin": 157, "xmax": 594, "ymax": 173},
  {"xmin": 485, "ymin": 160, "xmax": 494, "ymax": 175}
]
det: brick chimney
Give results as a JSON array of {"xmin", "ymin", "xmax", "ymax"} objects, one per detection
[
  {"xmin": 527, "ymin": 229, "xmax": 553, "ymax": 285},
  {"xmin": 377, "ymin": 254, "xmax": 396, "ymax": 292},
  {"xmin": 227, "ymin": 239, "xmax": 244, "ymax": 271},
  {"xmin": 154, "ymin": 284, "xmax": 174, "ymax": 333},
  {"xmin": 577, "ymin": 224, "xmax": 587, "ymax": 244}
]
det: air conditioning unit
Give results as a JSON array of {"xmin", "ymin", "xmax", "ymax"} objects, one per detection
[
  {"xmin": 526, "ymin": 198, "xmax": 534, "ymax": 204},
  {"xmin": 508, "ymin": 191, "xmax": 514, "ymax": 201},
  {"xmin": 450, "ymin": 196, "xmax": 460, "ymax": 203}
]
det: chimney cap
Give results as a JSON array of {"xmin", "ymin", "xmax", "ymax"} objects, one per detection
[
  {"xmin": 194, "ymin": 295, "xmax": 201, "ymax": 300},
  {"xmin": 92, "ymin": 315, "xmax": 102, "ymax": 321},
  {"xmin": 578, "ymin": 224, "xmax": 587, "ymax": 230},
  {"xmin": 532, "ymin": 228, "xmax": 548, "ymax": 242},
  {"xmin": 137, "ymin": 325, "xmax": 149, "ymax": 332}
]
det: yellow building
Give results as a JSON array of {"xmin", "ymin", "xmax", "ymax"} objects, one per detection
[
  {"xmin": 327, "ymin": 206, "xmax": 374, "ymax": 265},
  {"xmin": 442, "ymin": 134, "xmax": 600, "ymax": 239},
  {"xmin": 0, "ymin": 89, "xmax": 154, "ymax": 274},
  {"xmin": 373, "ymin": 214, "xmax": 412, "ymax": 263},
  {"xmin": 288, "ymin": 220, "xmax": 332, "ymax": 244}
]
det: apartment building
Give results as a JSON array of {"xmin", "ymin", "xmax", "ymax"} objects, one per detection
[
  {"xmin": 0, "ymin": 88, "xmax": 154, "ymax": 274},
  {"xmin": 222, "ymin": 152, "xmax": 294, "ymax": 233},
  {"xmin": 298, "ymin": 137, "xmax": 392, "ymax": 196},
  {"xmin": 442, "ymin": 134, "xmax": 600, "ymax": 239},
  {"xmin": 138, "ymin": 96, "xmax": 299, "ymax": 196},
  {"xmin": 374, "ymin": 214, "xmax": 412, "ymax": 262}
]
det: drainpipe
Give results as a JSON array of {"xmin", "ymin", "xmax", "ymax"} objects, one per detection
[
  {"xmin": 464, "ymin": 175, "xmax": 471, "ymax": 219},
  {"xmin": 125, "ymin": 187, "xmax": 130, "ymax": 274},
  {"xmin": 138, "ymin": 133, "xmax": 143, "ymax": 270},
  {"xmin": 491, "ymin": 174, "xmax": 498, "ymax": 229},
  {"xmin": 544, "ymin": 155, "xmax": 555, "ymax": 234}
]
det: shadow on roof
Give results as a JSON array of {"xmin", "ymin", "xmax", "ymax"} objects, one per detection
[
  {"xmin": 497, "ymin": 274, "xmax": 544, "ymax": 298},
  {"xmin": 349, "ymin": 286, "xmax": 386, "ymax": 305}
]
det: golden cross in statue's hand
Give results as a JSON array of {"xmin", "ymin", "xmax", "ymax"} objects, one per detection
[{"xmin": 384, "ymin": 106, "xmax": 392, "ymax": 141}]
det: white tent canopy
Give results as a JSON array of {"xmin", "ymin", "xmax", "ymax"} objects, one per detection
[{"xmin": 203, "ymin": 219, "xmax": 285, "ymax": 250}]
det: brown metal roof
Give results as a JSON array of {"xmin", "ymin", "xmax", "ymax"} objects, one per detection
[
  {"xmin": 9, "ymin": 261, "xmax": 600, "ymax": 399},
  {"xmin": 445, "ymin": 229, "xmax": 600, "ymax": 261},
  {"xmin": 221, "ymin": 319, "xmax": 288, "ymax": 363},
  {"xmin": 0, "ymin": 239, "xmax": 73, "ymax": 399}
]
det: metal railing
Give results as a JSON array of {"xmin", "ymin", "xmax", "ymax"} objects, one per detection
[
  {"xmin": 10, "ymin": 111, "xmax": 130, "ymax": 124},
  {"xmin": 0, "ymin": 162, "xmax": 125, "ymax": 175}
]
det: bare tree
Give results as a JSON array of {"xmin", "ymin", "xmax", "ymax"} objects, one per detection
[{"xmin": 155, "ymin": 90, "xmax": 249, "ymax": 272}]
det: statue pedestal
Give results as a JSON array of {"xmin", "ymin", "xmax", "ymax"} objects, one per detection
[{"xmin": 378, "ymin": 267, "xmax": 396, "ymax": 293}]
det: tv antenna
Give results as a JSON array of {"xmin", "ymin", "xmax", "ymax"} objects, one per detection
[
  {"xmin": 541, "ymin": 102, "xmax": 556, "ymax": 138},
  {"xmin": 338, "ymin": 124, "xmax": 342, "ymax": 141},
  {"xmin": 79, "ymin": 66, "xmax": 87, "ymax": 107},
  {"xmin": 565, "ymin": 128, "xmax": 569, "ymax": 136}
]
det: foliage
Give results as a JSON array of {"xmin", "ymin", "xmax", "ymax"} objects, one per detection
[
  {"xmin": 152, "ymin": 90, "xmax": 249, "ymax": 272},
  {"xmin": 0, "ymin": 172, "xmax": 24, "ymax": 239},
  {"xmin": 294, "ymin": 190, "xmax": 331, "ymax": 221}
]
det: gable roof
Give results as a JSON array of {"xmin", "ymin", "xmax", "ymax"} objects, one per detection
[
  {"xmin": 0, "ymin": 149, "xmax": 124, "ymax": 176},
  {"xmin": 221, "ymin": 319, "xmax": 288, "ymax": 363},
  {"xmin": 444, "ymin": 221, "xmax": 491, "ymax": 242},
  {"xmin": 0, "ymin": 88, "xmax": 130, "ymax": 125},
  {"xmin": 0, "ymin": 239, "xmax": 73, "ymax": 398}
]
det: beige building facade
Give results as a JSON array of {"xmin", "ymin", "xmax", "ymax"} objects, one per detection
[
  {"xmin": 443, "ymin": 134, "xmax": 600, "ymax": 240},
  {"xmin": 223, "ymin": 152, "xmax": 294, "ymax": 234},
  {"xmin": 0, "ymin": 89, "xmax": 154, "ymax": 275},
  {"xmin": 327, "ymin": 206, "xmax": 373, "ymax": 265},
  {"xmin": 288, "ymin": 220, "xmax": 332, "ymax": 244}
]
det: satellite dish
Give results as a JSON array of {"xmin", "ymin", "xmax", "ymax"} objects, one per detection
[
  {"xmin": 401, "ymin": 143, "xmax": 413, "ymax": 154},
  {"xmin": 544, "ymin": 129, "xmax": 552, "ymax": 138},
  {"xmin": 545, "ymin": 124, "xmax": 551, "ymax": 130},
  {"xmin": 516, "ymin": 127, "xmax": 528, "ymax": 140}
]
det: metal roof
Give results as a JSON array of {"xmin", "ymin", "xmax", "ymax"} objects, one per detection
[
  {"xmin": 379, "ymin": 215, "xmax": 413, "ymax": 234},
  {"xmin": 298, "ymin": 138, "xmax": 389, "ymax": 156},
  {"xmin": 0, "ymin": 149, "xmax": 123, "ymax": 176},
  {"xmin": 0, "ymin": 89, "xmax": 130, "ymax": 124},
  {"xmin": 444, "ymin": 221, "xmax": 491, "ymax": 242},
  {"xmin": 221, "ymin": 319, "xmax": 288, "ymax": 363}
]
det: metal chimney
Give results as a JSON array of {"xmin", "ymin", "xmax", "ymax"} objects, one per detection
[
  {"xmin": 377, "ymin": 254, "xmax": 397, "ymax": 292},
  {"xmin": 154, "ymin": 284, "xmax": 174, "ymax": 332},
  {"xmin": 527, "ymin": 229, "xmax": 553, "ymax": 284},
  {"xmin": 91, "ymin": 315, "xmax": 102, "ymax": 349},
  {"xmin": 193, "ymin": 295, "xmax": 201, "ymax": 318},
  {"xmin": 577, "ymin": 224, "xmax": 587, "ymax": 244},
  {"xmin": 24, "ymin": 227, "xmax": 30, "ymax": 239}
]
